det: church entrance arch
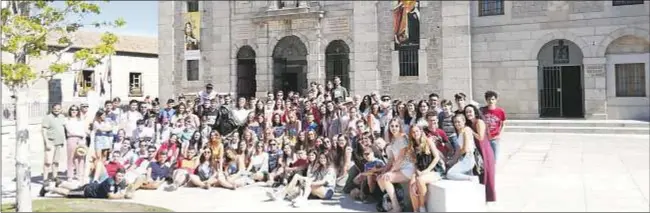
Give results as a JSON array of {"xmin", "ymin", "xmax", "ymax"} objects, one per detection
[{"xmin": 272, "ymin": 35, "xmax": 308, "ymax": 94}]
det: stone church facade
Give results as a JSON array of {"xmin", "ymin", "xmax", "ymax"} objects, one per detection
[{"xmin": 158, "ymin": 1, "xmax": 649, "ymax": 120}]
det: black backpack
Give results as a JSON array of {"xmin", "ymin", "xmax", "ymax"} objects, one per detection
[{"xmin": 212, "ymin": 105, "xmax": 241, "ymax": 136}]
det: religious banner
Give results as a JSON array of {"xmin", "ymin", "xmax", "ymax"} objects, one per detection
[
  {"xmin": 393, "ymin": 0, "xmax": 420, "ymax": 50},
  {"xmin": 184, "ymin": 11, "xmax": 201, "ymax": 60}
]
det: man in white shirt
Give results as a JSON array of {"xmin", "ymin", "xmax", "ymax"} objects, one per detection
[
  {"xmin": 132, "ymin": 120, "xmax": 154, "ymax": 144},
  {"xmin": 123, "ymin": 100, "xmax": 143, "ymax": 138},
  {"xmin": 198, "ymin": 84, "xmax": 217, "ymax": 106}
]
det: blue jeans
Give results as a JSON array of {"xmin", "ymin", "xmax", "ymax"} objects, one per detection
[
  {"xmin": 446, "ymin": 154, "xmax": 475, "ymax": 181},
  {"xmin": 448, "ymin": 135, "xmax": 460, "ymax": 152},
  {"xmin": 489, "ymin": 139, "xmax": 499, "ymax": 161}
]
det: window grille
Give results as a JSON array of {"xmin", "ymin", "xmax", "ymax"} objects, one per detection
[
  {"xmin": 613, "ymin": 0, "xmax": 644, "ymax": 6},
  {"xmin": 479, "ymin": 0, "xmax": 505, "ymax": 16},
  {"xmin": 129, "ymin": 73, "xmax": 143, "ymax": 97},
  {"xmin": 187, "ymin": 0, "xmax": 199, "ymax": 12},
  {"xmin": 398, "ymin": 46, "xmax": 419, "ymax": 77},
  {"xmin": 615, "ymin": 63, "xmax": 646, "ymax": 97}
]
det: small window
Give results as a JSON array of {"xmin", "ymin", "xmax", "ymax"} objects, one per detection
[
  {"xmin": 277, "ymin": 0, "xmax": 285, "ymax": 9},
  {"xmin": 613, "ymin": 0, "xmax": 644, "ymax": 6},
  {"xmin": 129, "ymin": 72, "xmax": 143, "ymax": 97},
  {"xmin": 615, "ymin": 63, "xmax": 646, "ymax": 97},
  {"xmin": 398, "ymin": 46, "xmax": 419, "ymax": 77},
  {"xmin": 479, "ymin": 0, "xmax": 505, "ymax": 17},
  {"xmin": 187, "ymin": 60, "xmax": 199, "ymax": 81},
  {"xmin": 187, "ymin": 0, "xmax": 199, "ymax": 12},
  {"xmin": 78, "ymin": 70, "xmax": 94, "ymax": 97}
]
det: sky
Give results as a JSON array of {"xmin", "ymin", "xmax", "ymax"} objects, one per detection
[{"xmin": 56, "ymin": 1, "xmax": 158, "ymax": 37}]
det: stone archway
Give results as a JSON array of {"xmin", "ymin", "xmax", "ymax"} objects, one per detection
[
  {"xmin": 325, "ymin": 40, "xmax": 351, "ymax": 89},
  {"xmin": 272, "ymin": 35, "xmax": 308, "ymax": 94},
  {"xmin": 537, "ymin": 39, "xmax": 585, "ymax": 118},
  {"xmin": 236, "ymin": 45, "xmax": 256, "ymax": 99}
]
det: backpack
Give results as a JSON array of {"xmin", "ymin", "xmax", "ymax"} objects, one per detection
[
  {"xmin": 376, "ymin": 184, "xmax": 407, "ymax": 212},
  {"xmin": 472, "ymin": 148, "xmax": 485, "ymax": 176},
  {"xmin": 212, "ymin": 105, "xmax": 241, "ymax": 136}
]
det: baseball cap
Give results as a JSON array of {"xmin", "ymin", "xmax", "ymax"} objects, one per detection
[
  {"xmin": 206, "ymin": 84, "xmax": 213, "ymax": 89},
  {"xmin": 80, "ymin": 103, "xmax": 89, "ymax": 107}
]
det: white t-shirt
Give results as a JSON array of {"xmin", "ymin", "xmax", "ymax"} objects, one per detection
[
  {"xmin": 232, "ymin": 109, "xmax": 251, "ymax": 124},
  {"xmin": 123, "ymin": 110, "xmax": 143, "ymax": 137},
  {"xmin": 65, "ymin": 118, "xmax": 87, "ymax": 138}
]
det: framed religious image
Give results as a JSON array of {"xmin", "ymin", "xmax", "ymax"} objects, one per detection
[{"xmin": 553, "ymin": 40, "xmax": 569, "ymax": 64}]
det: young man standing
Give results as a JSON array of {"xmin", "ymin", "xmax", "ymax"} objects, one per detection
[
  {"xmin": 331, "ymin": 76, "xmax": 349, "ymax": 104},
  {"xmin": 428, "ymin": 93, "xmax": 442, "ymax": 113},
  {"xmin": 480, "ymin": 90, "xmax": 506, "ymax": 162},
  {"xmin": 198, "ymin": 83, "xmax": 217, "ymax": 106}
]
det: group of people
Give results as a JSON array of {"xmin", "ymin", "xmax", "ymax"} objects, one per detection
[{"xmin": 38, "ymin": 76, "xmax": 506, "ymax": 212}]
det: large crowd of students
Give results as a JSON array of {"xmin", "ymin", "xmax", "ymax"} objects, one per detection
[{"xmin": 38, "ymin": 76, "xmax": 506, "ymax": 212}]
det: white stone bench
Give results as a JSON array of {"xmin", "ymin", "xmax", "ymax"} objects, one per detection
[{"xmin": 426, "ymin": 180, "xmax": 486, "ymax": 212}]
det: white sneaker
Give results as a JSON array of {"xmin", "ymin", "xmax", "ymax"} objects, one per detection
[
  {"xmin": 266, "ymin": 190, "xmax": 278, "ymax": 201},
  {"xmin": 292, "ymin": 198, "xmax": 306, "ymax": 207},
  {"xmin": 419, "ymin": 207, "xmax": 427, "ymax": 212}
]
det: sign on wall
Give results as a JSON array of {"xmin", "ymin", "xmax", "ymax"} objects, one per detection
[
  {"xmin": 393, "ymin": 0, "xmax": 420, "ymax": 50},
  {"xmin": 184, "ymin": 12, "xmax": 201, "ymax": 60}
]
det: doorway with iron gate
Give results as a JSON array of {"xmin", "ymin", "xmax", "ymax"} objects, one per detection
[
  {"xmin": 272, "ymin": 35, "xmax": 308, "ymax": 94},
  {"xmin": 537, "ymin": 39, "xmax": 585, "ymax": 118}
]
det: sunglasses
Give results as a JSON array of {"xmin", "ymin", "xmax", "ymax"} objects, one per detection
[
  {"xmin": 363, "ymin": 152, "xmax": 372, "ymax": 156},
  {"xmin": 270, "ymin": 143, "xmax": 277, "ymax": 146},
  {"xmin": 70, "ymin": 109, "xmax": 79, "ymax": 111}
]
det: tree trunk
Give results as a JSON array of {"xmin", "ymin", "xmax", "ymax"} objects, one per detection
[{"xmin": 14, "ymin": 88, "xmax": 32, "ymax": 211}]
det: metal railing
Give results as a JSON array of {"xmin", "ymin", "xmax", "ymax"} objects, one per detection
[{"xmin": 1, "ymin": 102, "xmax": 130, "ymax": 124}]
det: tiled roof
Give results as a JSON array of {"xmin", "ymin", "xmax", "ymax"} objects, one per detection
[{"xmin": 47, "ymin": 31, "xmax": 158, "ymax": 55}]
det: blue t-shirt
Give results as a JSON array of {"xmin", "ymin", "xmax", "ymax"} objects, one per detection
[
  {"xmin": 148, "ymin": 162, "xmax": 171, "ymax": 180},
  {"xmin": 363, "ymin": 159, "xmax": 386, "ymax": 172},
  {"xmin": 267, "ymin": 150, "xmax": 283, "ymax": 171},
  {"xmin": 83, "ymin": 178, "xmax": 126, "ymax": 198}
]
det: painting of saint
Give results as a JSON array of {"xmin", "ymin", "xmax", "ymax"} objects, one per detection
[
  {"xmin": 393, "ymin": 0, "xmax": 420, "ymax": 48},
  {"xmin": 184, "ymin": 12, "xmax": 200, "ymax": 51}
]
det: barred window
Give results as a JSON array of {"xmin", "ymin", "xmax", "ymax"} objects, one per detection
[
  {"xmin": 187, "ymin": 60, "xmax": 199, "ymax": 81},
  {"xmin": 398, "ymin": 46, "xmax": 419, "ymax": 77},
  {"xmin": 613, "ymin": 0, "xmax": 644, "ymax": 6},
  {"xmin": 129, "ymin": 73, "xmax": 143, "ymax": 97},
  {"xmin": 615, "ymin": 63, "xmax": 646, "ymax": 97},
  {"xmin": 187, "ymin": 0, "xmax": 199, "ymax": 12},
  {"xmin": 479, "ymin": 0, "xmax": 505, "ymax": 17}
]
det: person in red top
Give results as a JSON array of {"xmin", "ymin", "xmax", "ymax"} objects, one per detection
[
  {"xmin": 423, "ymin": 112, "xmax": 452, "ymax": 160},
  {"xmin": 105, "ymin": 151, "xmax": 125, "ymax": 178},
  {"xmin": 480, "ymin": 90, "xmax": 506, "ymax": 162},
  {"xmin": 158, "ymin": 134, "xmax": 180, "ymax": 165}
]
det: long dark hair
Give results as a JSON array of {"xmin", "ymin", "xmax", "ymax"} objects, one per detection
[
  {"xmin": 333, "ymin": 134, "xmax": 349, "ymax": 170},
  {"xmin": 463, "ymin": 104, "xmax": 483, "ymax": 131},
  {"xmin": 359, "ymin": 95, "xmax": 372, "ymax": 113},
  {"xmin": 189, "ymin": 131, "xmax": 203, "ymax": 151}
]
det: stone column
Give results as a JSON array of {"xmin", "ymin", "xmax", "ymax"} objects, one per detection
[
  {"xmin": 158, "ymin": 1, "xmax": 178, "ymax": 102},
  {"xmin": 583, "ymin": 57, "xmax": 608, "ymax": 119},
  {"xmin": 441, "ymin": 1, "xmax": 472, "ymax": 100},
  {"xmin": 256, "ymin": 22, "xmax": 271, "ymax": 97},
  {"xmin": 352, "ymin": 1, "xmax": 379, "ymax": 95}
]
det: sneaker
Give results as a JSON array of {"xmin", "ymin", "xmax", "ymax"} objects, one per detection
[
  {"xmin": 164, "ymin": 185, "xmax": 178, "ymax": 192},
  {"xmin": 292, "ymin": 197, "xmax": 306, "ymax": 208},
  {"xmin": 469, "ymin": 176, "xmax": 479, "ymax": 183},
  {"xmin": 419, "ymin": 206, "xmax": 427, "ymax": 212},
  {"xmin": 38, "ymin": 185, "xmax": 47, "ymax": 197},
  {"xmin": 266, "ymin": 190, "xmax": 279, "ymax": 201}
]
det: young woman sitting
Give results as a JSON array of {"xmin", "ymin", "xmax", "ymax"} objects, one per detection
[
  {"xmin": 407, "ymin": 126, "xmax": 444, "ymax": 212},
  {"xmin": 167, "ymin": 146, "xmax": 200, "ymax": 191}
]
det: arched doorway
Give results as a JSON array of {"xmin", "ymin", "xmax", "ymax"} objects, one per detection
[
  {"xmin": 537, "ymin": 39, "xmax": 584, "ymax": 118},
  {"xmin": 236, "ymin": 45, "xmax": 256, "ymax": 98},
  {"xmin": 272, "ymin": 35, "xmax": 308, "ymax": 94},
  {"xmin": 325, "ymin": 40, "xmax": 351, "ymax": 89}
]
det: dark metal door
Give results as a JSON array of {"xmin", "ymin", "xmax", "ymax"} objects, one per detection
[
  {"xmin": 237, "ymin": 59, "xmax": 256, "ymax": 98},
  {"xmin": 325, "ymin": 53, "xmax": 350, "ymax": 89},
  {"xmin": 539, "ymin": 66, "xmax": 563, "ymax": 117}
]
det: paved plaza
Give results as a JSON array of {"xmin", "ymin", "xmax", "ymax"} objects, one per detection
[{"xmin": 1, "ymin": 124, "xmax": 648, "ymax": 212}]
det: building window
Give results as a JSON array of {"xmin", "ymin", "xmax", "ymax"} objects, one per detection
[
  {"xmin": 613, "ymin": 0, "xmax": 644, "ymax": 6},
  {"xmin": 187, "ymin": 60, "xmax": 199, "ymax": 81},
  {"xmin": 187, "ymin": 0, "xmax": 199, "ymax": 12},
  {"xmin": 615, "ymin": 63, "xmax": 646, "ymax": 97},
  {"xmin": 398, "ymin": 46, "xmax": 419, "ymax": 77},
  {"xmin": 78, "ymin": 70, "xmax": 94, "ymax": 97},
  {"xmin": 479, "ymin": 0, "xmax": 505, "ymax": 16},
  {"xmin": 129, "ymin": 72, "xmax": 143, "ymax": 97}
]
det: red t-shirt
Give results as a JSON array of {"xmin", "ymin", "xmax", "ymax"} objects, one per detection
[
  {"xmin": 480, "ymin": 106, "xmax": 506, "ymax": 139},
  {"xmin": 425, "ymin": 128, "xmax": 450, "ymax": 155},
  {"xmin": 158, "ymin": 142, "xmax": 179, "ymax": 160},
  {"xmin": 105, "ymin": 161, "xmax": 125, "ymax": 178}
]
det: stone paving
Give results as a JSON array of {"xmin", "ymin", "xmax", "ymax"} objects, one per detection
[{"xmin": 2, "ymin": 124, "xmax": 649, "ymax": 212}]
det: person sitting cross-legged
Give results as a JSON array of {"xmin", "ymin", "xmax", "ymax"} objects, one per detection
[{"xmin": 42, "ymin": 160, "xmax": 132, "ymax": 199}]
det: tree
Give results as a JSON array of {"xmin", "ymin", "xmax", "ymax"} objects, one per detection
[{"xmin": 0, "ymin": 1, "xmax": 125, "ymax": 211}]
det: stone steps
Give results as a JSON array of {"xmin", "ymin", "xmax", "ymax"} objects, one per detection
[{"xmin": 504, "ymin": 120, "xmax": 650, "ymax": 135}]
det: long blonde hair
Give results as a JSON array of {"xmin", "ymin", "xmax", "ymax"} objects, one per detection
[
  {"xmin": 407, "ymin": 125, "xmax": 429, "ymax": 162},
  {"xmin": 387, "ymin": 118, "xmax": 405, "ymax": 142}
]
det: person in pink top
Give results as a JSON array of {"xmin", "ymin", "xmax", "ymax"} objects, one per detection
[{"xmin": 479, "ymin": 90, "xmax": 506, "ymax": 162}]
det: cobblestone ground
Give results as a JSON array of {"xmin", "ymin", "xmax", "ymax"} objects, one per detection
[{"xmin": 2, "ymin": 124, "xmax": 649, "ymax": 212}]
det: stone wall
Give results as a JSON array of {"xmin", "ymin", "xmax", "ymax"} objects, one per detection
[{"xmin": 470, "ymin": 1, "xmax": 650, "ymax": 119}]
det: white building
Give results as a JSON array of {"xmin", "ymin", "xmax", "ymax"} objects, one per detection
[{"xmin": 2, "ymin": 31, "xmax": 158, "ymax": 119}]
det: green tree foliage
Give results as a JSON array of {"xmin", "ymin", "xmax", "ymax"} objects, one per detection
[{"xmin": 1, "ymin": 0, "xmax": 126, "ymax": 89}]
